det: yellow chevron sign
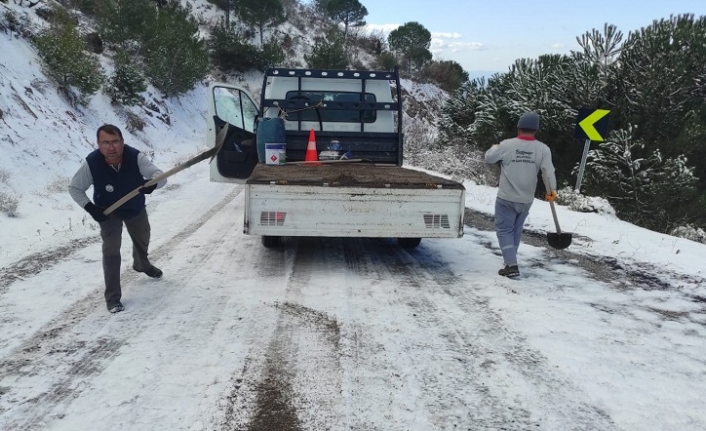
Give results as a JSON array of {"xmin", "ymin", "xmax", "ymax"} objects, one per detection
[{"xmin": 575, "ymin": 108, "xmax": 611, "ymax": 141}]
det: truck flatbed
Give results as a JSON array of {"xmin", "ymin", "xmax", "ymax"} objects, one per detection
[{"xmin": 247, "ymin": 163, "xmax": 464, "ymax": 189}]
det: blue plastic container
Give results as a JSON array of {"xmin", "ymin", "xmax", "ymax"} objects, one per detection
[{"xmin": 256, "ymin": 117, "xmax": 286, "ymax": 163}]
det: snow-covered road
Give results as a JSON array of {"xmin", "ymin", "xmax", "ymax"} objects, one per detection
[{"xmin": 1, "ymin": 168, "xmax": 705, "ymax": 431}]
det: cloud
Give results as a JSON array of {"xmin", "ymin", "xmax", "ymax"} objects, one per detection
[
  {"xmin": 551, "ymin": 43, "xmax": 567, "ymax": 49},
  {"xmin": 432, "ymin": 39, "xmax": 486, "ymax": 53},
  {"xmin": 430, "ymin": 31, "xmax": 485, "ymax": 53},
  {"xmin": 431, "ymin": 32, "xmax": 462, "ymax": 39}
]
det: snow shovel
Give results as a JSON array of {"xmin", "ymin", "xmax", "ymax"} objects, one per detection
[
  {"xmin": 103, "ymin": 123, "xmax": 230, "ymax": 216},
  {"xmin": 542, "ymin": 168, "xmax": 572, "ymax": 250}
]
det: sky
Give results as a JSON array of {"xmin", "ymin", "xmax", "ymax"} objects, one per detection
[
  {"xmin": 360, "ymin": 0, "xmax": 706, "ymax": 75},
  {"xmin": 2, "ymin": 3, "xmax": 706, "ymax": 429}
]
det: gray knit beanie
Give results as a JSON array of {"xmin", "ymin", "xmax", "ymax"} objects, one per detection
[{"xmin": 517, "ymin": 112, "xmax": 540, "ymax": 130}]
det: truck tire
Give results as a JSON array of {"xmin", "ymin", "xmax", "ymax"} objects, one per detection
[
  {"xmin": 262, "ymin": 235, "xmax": 282, "ymax": 248},
  {"xmin": 397, "ymin": 237, "xmax": 421, "ymax": 248}
]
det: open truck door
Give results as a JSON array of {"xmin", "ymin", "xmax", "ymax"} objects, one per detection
[{"xmin": 208, "ymin": 83, "xmax": 259, "ymax": 183}]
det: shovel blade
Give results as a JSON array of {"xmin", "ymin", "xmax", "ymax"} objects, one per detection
[{"xmin": 547, "ymin": 232, "xmax": 572, "ymax": 249}]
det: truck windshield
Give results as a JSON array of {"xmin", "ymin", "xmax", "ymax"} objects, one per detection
[
  {"xmin": 213, "ymin": 87, "xmax": 258, "ymax": 133},
  {"xmin": 285, "ymin": 91, "xmax": 377, "ymax": 123}
]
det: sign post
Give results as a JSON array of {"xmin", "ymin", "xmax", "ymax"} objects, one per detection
[
  {"xmin": 573, "ymin": 108, "xmax": 610, "ymax": 192},
  {"xmin": 574, "ymin": 139, "xmax": 592, "ymax": 192}
]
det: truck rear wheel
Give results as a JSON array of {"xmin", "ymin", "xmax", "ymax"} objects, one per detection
[
  {"xmin": 261, "ymin": 235, "xmax": 282, "ymax": 248},
  {"xmin": 397, "ymin": 237, "xmax": 421, "ymax": 248}
]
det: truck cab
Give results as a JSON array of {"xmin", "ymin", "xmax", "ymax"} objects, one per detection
[{"xmin": 208, "ymin": 68, "xmax": 405, "ymax": 183}]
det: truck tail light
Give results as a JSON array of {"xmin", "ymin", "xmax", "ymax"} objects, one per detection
[{"xmin": 260, "ymin": 211, "xmax": 287, "ymax": 226}]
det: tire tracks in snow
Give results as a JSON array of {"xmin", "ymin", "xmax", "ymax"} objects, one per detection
[
  {"xmin": 0, "ymin": 187, "xmax": 242, "ymax": 430},
  {"xmin": 390, "ymin": 242, "xmax": 615, "ymax": 430},
  {"xmin": 0, "ymin": 236, "xmax": 101, "ymax": 296},
  {"xmin": 221, "ymin": 238, "xmax": 345, "ymax": 431},
  {"xmin": 337, "ymin": 238, "xmax": 616, "ymax": 430}
]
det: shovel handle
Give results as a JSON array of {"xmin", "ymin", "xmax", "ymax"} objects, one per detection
[
  {"xmin": 548, "ymin": 201, "xmax": 563, "ymax": 234},
  {"xmin": 103, "ymin": 123, "xmax": 230, "ymax": 216},
  {"xmin": 541, "ymin": 168, "xmax": 562, "ymax": 234},
  {"xmin": 540, "ymin": 167, "xmax": 553, "ymax": 195},
  {"xmin": 102, "ymin": 146, "xmax": 218, "ymax": 216}
]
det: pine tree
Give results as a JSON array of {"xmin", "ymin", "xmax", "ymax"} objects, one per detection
[
  {"xmin": 106, "ymin": 50, "xmax": 147, "ymax": 105},
  {"xmin": 437, "ymin": 78, "xmax": 483, "ymax": 145},
  {"xmin": 305, "ymin": 29, "xmax": 348, "ymax": 69},
  {"xmin": 575, "ymin": 24, "xmax": 622, "ymax": 79},
  {"xmin": 420, "ymin": 60, "xmax": 469, "ymax": 93},
  {"xmin": 143, "ymin": 1, "xmax": 209, "ymax": 96},
  {"xmin": 260, "ymin": 36, "xmax": 286, "ymax": 69},
  {"xmin": 612, "ymin": 14, "xmax": 706, "ymax": 197},
  {"xmin": 97, "ymin": 0, "xmax": 156, "ymax": 49},
  {"xmin": 434, "ymin": 16, "xmax": 706, "ymax": 233},
  {"xmin": 315, "ymin": 0, "xmax": 368, "ymax": 40},
  {"xmin": 33, "ymin": 8, "xmax": 104, "ymax": 106},
  {"xmin": 567, "ymin": 23, "xmax": 623, "ymax": 108},
  {"xmin": 580, "ymin": 126, "xmax": 698, "ymax": 231},
  {"xmin": 388, "ymin": 22, "xmax": 431, "ymax": 73},
  {"xmin": 206, "ymin": 0, "xmax": 236, "ymax": 28},
  {"xmin": 208, "ymin": 21, "xmax": 262, "ymax": 72},
  {"xmin": 615, "ymin": 15, "xmax": 706, "ymax": 148},
  {"xmin": 237, "ymin": 0, "xmax": 285, "ymax": 47}
]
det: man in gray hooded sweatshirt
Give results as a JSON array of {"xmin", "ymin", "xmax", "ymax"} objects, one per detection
[{"xmin": 484, "ymin": 112, "xmax": 557, "ymax": 277}]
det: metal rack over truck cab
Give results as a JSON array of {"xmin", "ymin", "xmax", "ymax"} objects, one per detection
[{"xmin": 207, "ymin": 67, "xmax": 465, "ymax": 248}]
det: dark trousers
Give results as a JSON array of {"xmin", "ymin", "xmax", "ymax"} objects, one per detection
[{"xmin": 99, "ymin": 208, "xmax": 152, "ymax": 306}]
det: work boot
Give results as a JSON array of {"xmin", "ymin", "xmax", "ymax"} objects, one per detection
[
  {"xmin": 108, "ymin": 301, "xmax": 124, "ymax": 314},
  {"xmin": 134, "ymin": 265, "xmax": 163, "ymax": 279},
  {"xmin": 498, "ymin": 265, "xmax": 520, "ymax": 278}
]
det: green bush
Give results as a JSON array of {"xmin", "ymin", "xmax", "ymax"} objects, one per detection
[
  {"xmin": 260, "ymin": 37, "xmax": 286, "ymax": 69},
  {"xmin": 106, "ymin": 51, "xmax": 147, "ymax": 105},
  {"xmin": 305, "ymin": 29, "xmax": 348, "ymax": 69},
  {"xmin": 208, "ymin": 23, "xmax": 263, "ymax": 72},
  {"xmin": 97, "ymin": 0, "xmax": 155, "ymax": 49},
  {"xmin": 143, "ymin": 1, "xmax": 209, "ymax": 95},
  {"xmin": 1, "ymin": 9, "xmax": 22, "ymax": 33},
  {"xmin": 376, "ymin": 51, "xmax": 397, "ymax": 71},
  {"xmin": 419, "ymin": 60, "xmax": 469, "ymax": 93},
  {"xmin": 33, "ymin": 8, "xmax": 104, "ymax": 106}
]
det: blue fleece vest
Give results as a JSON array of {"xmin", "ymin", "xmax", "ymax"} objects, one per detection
[{"xmin": 86, "ymin": 145, "xmax": 145, "ymax": 219}]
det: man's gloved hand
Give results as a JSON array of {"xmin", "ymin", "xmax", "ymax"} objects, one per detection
[
  {"xmin": 84, "ymin": 202, "xmax": 108, "ymax": 222},
  {"xmin": 545, "ymin": 190, "xmax": 558, "ymax": 202},
  {"xmin": 140, "ymin": 179, "xmax": 158, "ymax": 194}
]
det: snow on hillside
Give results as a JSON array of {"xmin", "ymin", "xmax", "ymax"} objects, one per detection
[
  {"xmin": 0, "ymin": 1, "xmax": 450, "ymax": 269},
  {"xmin": 0, "ymin": 28, "xmax": 213, "ymax": 266}
]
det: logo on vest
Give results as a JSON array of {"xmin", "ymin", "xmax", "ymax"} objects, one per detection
[{"xmin": 105, "ymin": 184, "xmax": 115, "ymax": 193}]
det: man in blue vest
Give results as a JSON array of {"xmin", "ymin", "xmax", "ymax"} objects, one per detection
[{"xmin": 69, "ymin": 124, "xmax": 166, "ymax": 313}]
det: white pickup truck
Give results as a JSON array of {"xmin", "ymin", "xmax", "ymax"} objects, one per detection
[{"xmin": 207, "ymin": 67, "xmax": 465, "ymax": 248}]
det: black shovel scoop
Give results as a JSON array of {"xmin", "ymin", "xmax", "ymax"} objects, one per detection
[{"xmin": 542, "ymin": 169, "xmax": 572, "ymax": 249}]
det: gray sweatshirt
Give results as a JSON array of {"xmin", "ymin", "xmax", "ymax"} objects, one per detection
[
  {"xmin": 68, "ymin": 152, "xmax": 167, "ymax": 208},
  {"xmin": 484, "ymin": 137, "xmax": 556, "ymax": 204}
]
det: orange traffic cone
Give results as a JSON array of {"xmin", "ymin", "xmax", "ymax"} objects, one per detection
[{"xmin": 304, "ymin": 129, "xmax": 320, "ymax": 165}]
